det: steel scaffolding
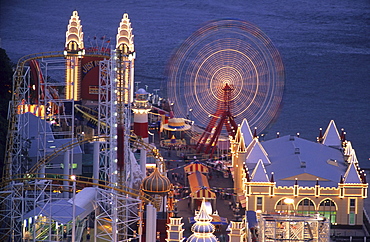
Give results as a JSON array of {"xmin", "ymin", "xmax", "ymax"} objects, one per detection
[{"xmin": 0, "ymin": 51, "xmax": 144, "ymax": 242}]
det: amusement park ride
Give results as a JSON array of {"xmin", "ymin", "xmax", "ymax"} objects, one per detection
[
  {"xmin": 167, "ymin": 19, "xmax": 285, "ymax": 157},
  {"xmin": 0, "ymin": 11, "xmax": 289, "ymax": 242}
]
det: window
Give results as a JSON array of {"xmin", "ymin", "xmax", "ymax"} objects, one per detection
[
  {"xmin": 350, "ymin": 199, "xmax": 356, "ymax": 207},
  {"xmin": 349, "ymin": 212, "xmax": 356, "ymax": 225},
  {"xmin": 275, "ymin": 198, "xmax": 292, "ymax": 214},
  {"xmin": 319, "ymin": 199, "xmax": 337, "ymax": 224},
  {"xmin": 256, "ymin": 197, "xmax": 263, "ymax": 211},
  {"xmin": 349, "ymin": 199, "xmax": 356, "ymax": 225},
  {"xmin": 297, "ymin": 199, "xmax": 315, "ymax": 215}
]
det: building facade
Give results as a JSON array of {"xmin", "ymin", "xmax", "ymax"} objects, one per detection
[{"xmin": 231, "ymin": 119, "xmax": 368, "ymax": 226}]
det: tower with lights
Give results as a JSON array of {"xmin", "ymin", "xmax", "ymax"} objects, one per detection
[
  {"xmin": 64, "ymin": 11, "xmax": 85, "ymax": 101},
  {"xmin": 132, "ymin": 88, "xmax": 152, "ymax": 173}
]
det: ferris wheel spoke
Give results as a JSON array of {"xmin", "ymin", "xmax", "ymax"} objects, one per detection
[{"xmin": 166, "ymin": 19, "xmax": 284, "ymax": 134}]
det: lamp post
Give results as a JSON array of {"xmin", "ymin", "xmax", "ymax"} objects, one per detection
[
  {"xmin": 71, "ymin": 175, "xmax": 76, "ymax": 242},
  {"xmin": 284, "ymin": 198, "xmax": 294, "ymax": 216}
]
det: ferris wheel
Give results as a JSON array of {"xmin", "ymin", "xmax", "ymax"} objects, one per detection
[{"xmin": 166, "ymin": 19, "xmax": 285, "ymax": 139}]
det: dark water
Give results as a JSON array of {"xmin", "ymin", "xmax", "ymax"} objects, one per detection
[{"xmin": 1, "ymin": 0, "xmax": 369, "ymax": 167}]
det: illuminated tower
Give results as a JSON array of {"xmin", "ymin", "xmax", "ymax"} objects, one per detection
[
  {"xmin": 116, "ymin": 13, "xmax": 135, "ymax": 104},
  {"xmin": 166, "ymin": 217, "xmax": 185, "ymax": 242},
  {"xmin": 64, "ymin": 10, "xmax": 85, "ymax": 100},
  {"xmin": 115, "ymin": 12, "xmax": 135, "ymax": 181},
  {"xmin": 132, "ymin": 88, "xmax": 151, "ymax": 173},
  {"xmin": 187, "ymin": 199, "xmax": 217, "ymax": 242},
  {"xmin": 228, "ymin": 221, "xmax": 246, "ymax": 242}
]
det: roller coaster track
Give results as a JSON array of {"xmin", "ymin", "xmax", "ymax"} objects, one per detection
[
  {"xmin": 1, "ymin": 50, "xmax": 165, "ymax": 242},
  {"xmin": 74, "ymin": 103, "xmax": 108, "ymax": 127},
  {"xmin": 25, "ymin": 134, "xmax": 165, "ymax": 176},
  {"xmin": 0, "ymin": 173, "xmax": 157, "ymax": 242},
  {"xmin": 3, "ymin": 49, "xmax": 165, "ymax": 180},
  {"xmin": 0, "ymin": 173, "xmax": 156, "ymax": 206},
  {"xmin": 3, "ymin": 51, "xmax": 111, "ymax": 182}
]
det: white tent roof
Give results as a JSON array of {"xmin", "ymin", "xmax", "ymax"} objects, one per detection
[{"xmin": 24, "ymin": 199, "xmax": 85, "ymax": 224}]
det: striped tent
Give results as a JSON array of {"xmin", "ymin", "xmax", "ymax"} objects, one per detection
[
  {"xmin": 188, "ymin": 171, "xmax": 216, "ymax": 211},
  {"xmin": 191, "ymin": 188, "xmax": 216, "ymax": 200},
  {"xmin": 184, "ymin": 161, "xmax": 209, "ymax": 174}
]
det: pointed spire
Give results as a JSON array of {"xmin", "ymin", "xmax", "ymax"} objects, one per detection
[
  {"xmin": 318, "ymin": 128, "xmax": 323, "ymax": 143},
  {"xmin": 195, "ymin": 198, "xmax": 212, "ymax": 222},
  {"xmin": 187, "ymin": 198, "xmax": 217, "ymax": 242},
  {"xmin": 340, "ymin": 175, "xmax": 344, "ymax": 184},
  {"xmin": 65, "ymin": 11, "xmax": 84, "ymax": 50},
  {"xmin": 276, "ymin": 132, "xmax": 280, "ymax": 138},
  {"xmin": 344, "ymin": 141, "xmax": 353, "ymax": 157},
  {"xmin": 343, "ymin": 161, "xmax": 362, "ymax": 184},
  {"xmin": 270, "ymin": 172, "xmax": 275, "ymax": 183},
  {"xmin": 360, "ymin": 170, "xmax": 365, "ymax": 183},
  {"xmin": 253, "ymin": 127, "xmax": 258, "ymax": 138},
  {"xmin": 245, "ymin": 140, "xmax": 271, "ymax": 165},
  {"xmin": 116, "ymin": 13, "xmax": 134, "ymax": 51},
  {"xmin": 340, "ymin": 128, "xmax": 346, "ymax": 142},
  {"xmin": 322, "ymin": 120, "xmax": 342, "ymax": 147},
  {"xmin": 316, "ymin": 178, "xmax": 319, "ymax": 186},
  {"xmin": 240, "ymin": 119, "xmax": 254, "ymax": 147},
  {"xmin": 237, "ymin": 133, "xmax": 248, "ymax": 153},
  {"xmin": 245, "ymin": 168, "xmax": 251, "ymax": 182},
  {"xmin": 251, "ymin": 159, "xmax": 269, "ymax": 182},
  {"xmin": 295, "ymin": 177, "xmax": 298, "ymax": 186}
]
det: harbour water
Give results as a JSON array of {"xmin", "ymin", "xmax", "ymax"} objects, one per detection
[{"xmin": 1, "ymin": 0, "xmax": 369, "ymax": 167}]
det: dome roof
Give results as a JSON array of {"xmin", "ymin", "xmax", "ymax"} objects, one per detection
[
  {"xmin": 186, "ymin": 234, "xmax": 218, "ymax": 242},
  {"xmin": 141, "ymin": 168, "xmax": 171, "ymax": 194},
  {"xmin": 191, "ymin": 223, "xmax": 215, "ymax": 233},
  {"xmin": 135, "ymin": 88, "xmax": 148, "ymax": 95},
  {"xmin": 186, "ymin": 199, "xmax": 218, "ymax": 242}
]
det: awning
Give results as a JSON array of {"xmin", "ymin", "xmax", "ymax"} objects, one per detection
[
  {"xmin": 184, "ymin": 162, "xmax": 209, "ymax": 174},
  {"xmin": 188, "ymin": 171, "xmax": 215, "ymax": 199}
]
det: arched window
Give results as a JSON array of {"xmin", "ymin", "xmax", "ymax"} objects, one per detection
[
  {"xmin": 68, "ymin": 41, "xmax": 78, "ymax": 51},
  {"xmin": 297, "ymin": 198, "xmax": 315, "ymax": 215},
  {"xmin": 275, "ymin": 198, "xmax": 294, "ymax": 214},
  {"xmin": 319, "ymin": 199, "xmax": 337, "ymax": 224}
]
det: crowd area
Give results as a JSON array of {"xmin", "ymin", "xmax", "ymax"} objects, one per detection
[{"xmin": 159, "ymin": 145, "xmax": 244, "ymax": 239}]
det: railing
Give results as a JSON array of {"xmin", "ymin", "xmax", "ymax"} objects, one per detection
[{"xmin": 363, "ymin": 208, "xmax": 370, "ymax": 236}]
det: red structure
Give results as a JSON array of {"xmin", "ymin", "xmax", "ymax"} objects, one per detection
[{"xmin": 196, "ymin": 83, "xmax": 238, "ymax": 157}]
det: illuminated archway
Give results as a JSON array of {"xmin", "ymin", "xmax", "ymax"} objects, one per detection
[
  {"xmin": 318, "ymin": 198, "xmax": 337, "ymax": 224},
  {"xmin": 274, "ymin": 197, "xmax": 295, "ymax": 214},
  {"xmin": 296, "ymin": 198, "xmax": 316, "ymax": 215}
]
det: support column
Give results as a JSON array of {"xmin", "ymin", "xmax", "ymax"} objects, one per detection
[
  {"xmin": 140, "ymin": 138, "xmax": 148, "ymax": 175},
  {"xmin": 63, "ymin": 149, "xmax": 70, "ymax": 198},
  {"xmin": 146, "ymin": 204, "xmax": 157, "ymax": 242},
  {"xmin": 93, "ymin": 141, "xmax": 100, "ymax": 185}
]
